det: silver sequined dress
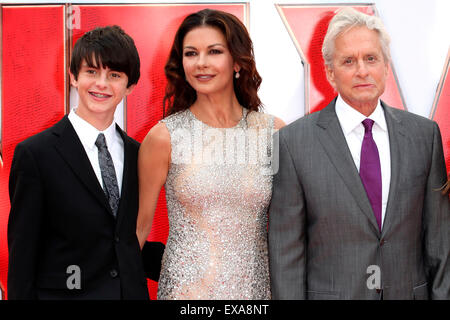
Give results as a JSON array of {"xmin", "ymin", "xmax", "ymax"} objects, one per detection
[{"xmin": 157, "ymin": 108, "xmax": 274, "ymax": 300}]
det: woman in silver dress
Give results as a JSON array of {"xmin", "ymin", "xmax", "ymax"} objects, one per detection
[{"xmin": 136, "ymin": 9, "xmax": 284, "ymax": 299}]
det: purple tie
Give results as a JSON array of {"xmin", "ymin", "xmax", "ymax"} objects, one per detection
[{"xmin": 360, "ymin": 119, "xmax": 382, "ymax": 231}]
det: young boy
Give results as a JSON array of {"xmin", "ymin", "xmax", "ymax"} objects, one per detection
[{"xmin": 8, "ymin": 25, "xmax": 158, "ymax": 299}]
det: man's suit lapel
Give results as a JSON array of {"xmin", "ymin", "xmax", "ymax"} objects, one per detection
[
  {"xmin": 315, "ymin": 99, "xmax": 380, "ymax": 234},
  {"xmin": 380, "ymin": 102, "xmax": 407, "ymax": 237},
  {"xmin": 53, "ymin": 116, "xmax": 113, "ymax": 216}
]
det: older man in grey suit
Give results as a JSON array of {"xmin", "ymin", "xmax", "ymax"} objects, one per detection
[{"xmin": 268, "ymin": 8, "xmax": 449, "ymax": 300}]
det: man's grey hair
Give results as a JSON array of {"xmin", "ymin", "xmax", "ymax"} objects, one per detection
[{"xmin": 322, "ymin": 7, "xmax": 391, "ymax": 68}]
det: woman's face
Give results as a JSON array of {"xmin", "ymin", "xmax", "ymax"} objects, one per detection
[{"xmin": 182, "ymin": 26, "xmax": 239, "ymax": 97}]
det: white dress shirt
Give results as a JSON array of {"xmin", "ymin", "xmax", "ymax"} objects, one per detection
[
  {"xmin": 335, "ymin": 96, "xmax": 391, "ymax": 228},
  {"xmin": 68, "ymin": 108, "xmax": 124, "ymax": 195}
]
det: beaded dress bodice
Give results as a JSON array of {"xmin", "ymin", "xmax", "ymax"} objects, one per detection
[{"xmin": 157, "ymin": 108, "xmax": 274, "ymax": 300}]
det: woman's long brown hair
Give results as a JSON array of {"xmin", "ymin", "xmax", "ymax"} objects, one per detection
[{"xmin": 163, "ymin": 9, "xmax": 262, "ymax": 117}]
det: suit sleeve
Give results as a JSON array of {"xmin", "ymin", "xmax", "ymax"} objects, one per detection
[
  {"xmin": 7, "ymin": 143, "xmax": 44, "ymax": 300},
  {"xmin": 423, "ymin": 122, "xmax": 450, "ymax": 299},
  {"xmin": 268, "ymin": 130, "xmax": 306, "ymax": 299}
]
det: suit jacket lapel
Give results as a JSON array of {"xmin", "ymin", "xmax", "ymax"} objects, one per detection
[
  {"xmin": 115, "ymin": 125, "xmax": 131, "ymax": 229},
  {"xmin": 380, "ymin": 102, "xmax": 407, "ymax": 237},
  {"xmin": 53, "ymin": 116, "xmax": 113, "ymax": 215},
  {"xmin": 315, "ymin": 99, "xmax": 381, "ymax": 234}
]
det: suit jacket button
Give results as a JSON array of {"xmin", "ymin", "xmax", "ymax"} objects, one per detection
[
  {"xmin": 380, "ymin": 239, "xmax": 385, "ymax": 246},
  {"xmin": 115, "ymin": 236, "xmax": 120, "ymax": 243},
  {"xmin": 110, "ymin": 269, "xmax": 118, "ymax": 278}
]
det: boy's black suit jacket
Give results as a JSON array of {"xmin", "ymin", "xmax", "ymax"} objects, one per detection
[{"xmin": 7, "ymin": 115, "xmax": 151, "ymax": 299}]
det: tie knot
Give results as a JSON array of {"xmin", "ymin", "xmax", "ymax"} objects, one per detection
[
  {"xmin": 362, "ymin": 119, "xmax": 375, "ymax": 133},
  {"xmin": 95, "ymin": 133, "xmax": 107, "ymax": 150}
]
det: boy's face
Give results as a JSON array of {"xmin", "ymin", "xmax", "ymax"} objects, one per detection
[{"xmin": 70, "ymin": 58, "xmax": 135, "ymax": 127}]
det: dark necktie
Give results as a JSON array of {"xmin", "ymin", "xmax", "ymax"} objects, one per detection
[
  {"xmin": 95, "ymin": 133, "xmax": 120, "ymax": 217},
  {"xmin": 359, "ymin": 119, "xmax": 382, "ymax": 231}
]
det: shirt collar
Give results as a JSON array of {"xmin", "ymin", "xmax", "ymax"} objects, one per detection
[
  {"xmin": 68, "ymin": 108, "xmax": 117, "ymax": 151},
  {"xmin": 335, "ymin": 95, "xmax": 388, "ymax": 135}
]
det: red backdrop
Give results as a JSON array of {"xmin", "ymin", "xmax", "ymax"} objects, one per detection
[
  {"xmin": 1, "ymin": 5, "xmax": 66, "ymax": 300},
  {"xmin": 431, "ymin": 51, "xmax": 450, "ymax": 174}
]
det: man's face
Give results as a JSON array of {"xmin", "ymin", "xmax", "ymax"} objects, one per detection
[
  {"xmin": 325, "ymin": 26, "xmax": 389, "ymax": 112},
  {"xmin": 70, "ymin": 58, "xmax": 135, "ymax": 126}
]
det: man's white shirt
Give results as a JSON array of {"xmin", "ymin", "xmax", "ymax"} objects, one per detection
[
  {"xmin": 335, "ymin": 95, "xmax": 391, "ymax": 229},
  {"xmin": 68, "ymin": 108, "xmax": 124, "ymax": 195}
]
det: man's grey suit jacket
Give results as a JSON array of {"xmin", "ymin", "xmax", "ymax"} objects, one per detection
[{"xmin": 268, "ymin": 98, "xmax": 450, "ymax": 299}]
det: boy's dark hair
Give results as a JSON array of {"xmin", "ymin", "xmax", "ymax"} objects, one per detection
[{"xmin": 70, "ymin": 25, "xmax": 140, "ymax": 88}]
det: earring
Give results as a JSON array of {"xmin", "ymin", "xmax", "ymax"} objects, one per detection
[{"xmin": 235, "ymin": 71, "xmax": 240, "ymax": 79}]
